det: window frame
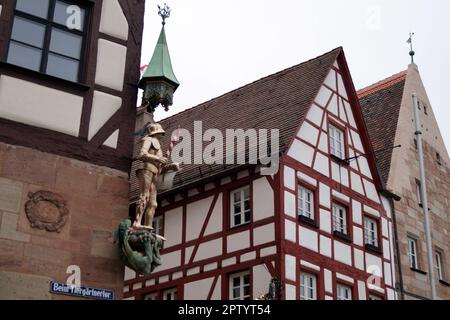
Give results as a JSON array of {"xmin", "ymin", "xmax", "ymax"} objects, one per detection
[
  {"xmin": 144, "ymin": 292, "xmax": 158, "ymax": 300},
  {"xmin": 297, "ymin": 180, "xmax": 319, "ymax": 227},
  {"xmin": 407, "ymin": 236, "xmax": 419, "ymax": 270},
  {"xmin": 300, "ymin": 271, "xmax": 317, "ymax": 300},
  {"xmin": 363, "ymin": 215, "xmax": 379, "ymax": 248},
  {"xmin": 229, "ymin": 185, "xmax": 251, "ymax": 228},
  {"xmin": 435, "ymin": 250, "xmax": 444, "ymax": 281},
  {"xmin": 332, "ymin": 201, "xmax": 351, "ymax": 240},
  {"xmin": 328, "ymin": 121, "xmax": 347, "ymax": 160},
  {"xmin": 6, "ymin": 0, "xmax": 91, "ymax": 83},
  {"xmin": 336, "ymin": 283, "xmax": 353, "ymax": 300},
  {"xmin": 229, "ymin": 270, "xmax": 251, "ymax": 300},
  {"xmin": 162, "ymin": 287, "xmax": 177, "ymax": 300}
]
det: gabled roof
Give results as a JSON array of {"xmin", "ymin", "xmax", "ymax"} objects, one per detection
[
  {"xmin": 358, "ymin": 71, "xmax": 407, "ymax": 183},
  {"xmin": 139, "ymin": 26, "xmax": 180, "ymax": 89},
  {"xmin": 130, "ymin": 47, "xmax": 342, "ymax": 200}
]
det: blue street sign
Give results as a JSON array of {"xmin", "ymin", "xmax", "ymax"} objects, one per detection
[{"xmin": 49, "ymin": 281, "xmax": 115, "ymax": 300}]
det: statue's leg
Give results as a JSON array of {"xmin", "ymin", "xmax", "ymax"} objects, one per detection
[
  {"xmin": 144, "ymin": 181, "xmax": 158, "ymax": 229},
  {"xmin": 134, "ymin": 170, "xmax": 152, "ymax": 228}
]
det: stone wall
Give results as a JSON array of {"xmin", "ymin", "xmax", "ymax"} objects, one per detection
[
  {"xmin": 388, "ymin": 64, "xmax": 450, "ymax": 300},
  {"xmin": 0, "ymin": 142, "xmax": 129, "ymax": 300}
]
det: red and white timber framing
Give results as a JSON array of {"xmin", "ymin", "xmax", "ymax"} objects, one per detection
[{"xmin": 123, "ymin": 53, "xmax": 398, "ymax": 300}]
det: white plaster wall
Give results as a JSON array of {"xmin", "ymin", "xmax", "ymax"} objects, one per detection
[
  {"xmin": 315, "ymin": 86, "xmax": 333, "ymax": 108},
  {"xmin": 227, "ymin": 231, "xmax": 250, "ymax": 253},
  {"xmin": 323, "ymin": 69, "xmax": 337, "ymax": 90},
  {"xmin": 350, "ymin": 172, "xmax": 365, "ymax": 195},
  {"xmin": 103, "ymin": 129, "xmax": 119, "ymax": 149},
  {"xmin": 158, "ymin": 250, "xmax": 181, "ymax": 272},
  {"xmin": 313, "ymin": 152, "xmax": 330, "ymax": 177},
  {"xmin": 285, "ymin": 284, "xmax": 296, "ymax": 300},
  {"xmin": 89, "ymin": 91, "xmax": 122, "ymax": 140},
  {"xmin": 352, "ymin": 200, "xmax": 362, "ymax": 225},
  {"xmin": 357, "ymin": 280, "xmax": 367, "ymax": 300},
  {"xmin": 253, "ymin": 178, "xmax": 274, "ymax": 221},
  {"xmin": 95, "ymin": 39, "xmax": 127, "ymax": 91},
  {"xmin": 253, "ymin": 223, "xmax": 275, "ymax": 246},
  {"xmin": 284, "ymin": 191, "xmax": 296, "ymax": 218},
  {"xmin": 194, "ymin": 238, "xmax": 223, "ymax": 262},
  {"xmin": 319, "ymin": 235, "xmax": 332, "ymax": 258},
  {"xmin": 299, "ymin": 226, "xmax": 318, "ymax": 252},
  {"xmin": 297, "ymin": 172, "xmax": 317, "ymax": 186},
  {"xmin": 384, "ymin": 262, "xmax": 392, "ymax": 286},
  {"xmin": 319, "ymin": 209, "xmax": 331, "ymax": 233},
  {"xmin": 283, "ymin": 166, "xmax": 296, "ymax": 191},
  {"xmin": 99, "ymin": 0, "xmax": 129, "ymax": 41},
  {"xmin": 184, "ymin": 277, "xmax": 214, "ymax": 300},
  {"xmin": 287, "ymin": 140, "xmax": 314, "ymax": 166},
  {"xmin": 334, "ymin": 241, "xmax": 352, "ymax": 266},
  {"xmin": 211, "ymin": 276, "xmax": 221, "ymax": 300},
  {"xmin": 253, "ymin": 264, "xmax": 272, "ymax": 299},
  {"xmin": 285, "ymin": 220, "xmax": 296, "ymax": 243},
  {"xmin": 319, "ymin": 183, "xmax": 331, "ymax": 208},
  {"xmin": 205, "ymin": 193, "xmax": 223, "ymax": 236},
  {"xmin": 186, "ymin": 196, "xmax": 213, "ymax": 242},
  {"xmin": 318, "ymin": 132, "xmax": 328, "ymax": 153},
  {"xmin": 363, "ymin": 179, "xmax": 380, "ymax": 203},
  {"xmin": 365, "ymin": 253, "xmax": 382, "ymax": 276},
  {"xmin": 343, "ymin": 99, "xmax": 357, "ymax": 128},
  {"xmin": 324, "ymin": 269, "xmax": 333, "ymax": 293},
  {"xmin": 353, "ymin": 226, "xmax": 363, "ymax": 246},
  {"xmin": 327, "ymin": 94, "xmax": 339, "ymax": 116},
  {"xmin": 0, "ymin": 76, "xmax": 83, "ymax": 136},
  {"xmin": 354, "ymin": 248, "xmax": 365, "ymax": 271},
  {"xmin": 337, "ymin": 74, "xmax": 348, "ymax": 99},
  {"xmin": 285, "ymin": 255, "xmax": 296, "ymax": 281},
  {"xmin": 305, "ymin": 104, "xmax": 324, "ymax": 126},
  {"xmin": 164, "ymin": 207, "xmax": 183, "ymax": 248},
  {"xmin": 297, "ymin": 121, "xmax": 319, "ymax": 146}
]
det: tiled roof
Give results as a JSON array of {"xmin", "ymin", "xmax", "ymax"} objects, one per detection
[
  {"xmin": 129, "ymin": 47, "xmax": 342, "ymax": 201},
  {"xmin": 358, "ymin": 71, "xmax": 407, "ymax": 183}
]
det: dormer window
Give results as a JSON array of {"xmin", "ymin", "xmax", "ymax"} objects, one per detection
[{"xmin": 7, "ymin": 0, "xmax": 90, "ymax": 82}]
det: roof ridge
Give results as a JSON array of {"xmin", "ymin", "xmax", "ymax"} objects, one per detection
[
  {"xmin": 157, "ymin": 47, "xmax": 342, "ymax": 123},
  {"xmin": 357, "ymin": 70, "xmax": 407, "ymax": 98}
]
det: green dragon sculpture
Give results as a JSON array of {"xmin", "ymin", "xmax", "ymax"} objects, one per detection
[{"xmin": 116, "ymin": 219, "xmax": 163, "ymax": 276}]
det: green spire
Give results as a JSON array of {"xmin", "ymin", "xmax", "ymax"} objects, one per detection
[{"xmin": 139, "ymin": 26, "xmax": 179, "ymax": 89}]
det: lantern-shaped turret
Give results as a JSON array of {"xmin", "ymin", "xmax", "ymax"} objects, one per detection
[{"xmin": 139, "ymin": 4, "xmax": 179, "ymax": 113}]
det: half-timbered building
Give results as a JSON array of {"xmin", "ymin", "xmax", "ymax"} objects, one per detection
[{"xmin": 124, "ymin": 47, "xmax": 398, "ymax": 300}]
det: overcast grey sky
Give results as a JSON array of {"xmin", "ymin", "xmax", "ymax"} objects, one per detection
[{"xmin": 140, "ymin": 0, "xmax": 450, "ymax": 151}]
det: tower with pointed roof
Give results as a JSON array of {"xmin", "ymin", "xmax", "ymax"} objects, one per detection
[{"xmin": 139, "ymin": 5, "xmax": 180, "ymax": 114}]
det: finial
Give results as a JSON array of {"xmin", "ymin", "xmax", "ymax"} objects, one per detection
[
  {"xmin": 158, "ymin": 3, "xmax": 171, "ymax": 26},
  {"xmin": 407, "ymin": 32, "xmax": 415, "ymax": 64}
]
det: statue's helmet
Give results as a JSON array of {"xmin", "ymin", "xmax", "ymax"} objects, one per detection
[{"xmin": 146, "ymin": 123, "xmax": 166, "ymax": 136}]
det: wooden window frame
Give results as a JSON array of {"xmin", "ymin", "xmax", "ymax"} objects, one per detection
[
  {"xmin": 6, "ymin": 0, "xmax": 91, "ymax": 83},
  {"xmin": 229, "ymin": 270, "xmax": 251, "ymax": 300}
]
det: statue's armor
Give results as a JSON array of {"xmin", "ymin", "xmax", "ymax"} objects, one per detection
[{"xmin": 138, "ymin": 136, "xmax": 163, "ymax": 175}]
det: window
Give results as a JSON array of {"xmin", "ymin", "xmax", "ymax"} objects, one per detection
[
  {"xmin": 7, "ymin": 0, "xmax": 89, "ymax": 82},
  {"xmin": 435, "ymin": 251, "xmax": 444, "ymax": 281},
  {"xmin": 153, "ymin": 215, "xmax": 164, "ymax": 236},
  {"xmin": 329, "ymin": 124, "xmax": 345, "ymax": 159},
  {"xmin": 416, "ymin": 180, "xmax": 422, "ymax": 206},
  {"xmin": 364, "ymin": 216, "xmax": 379, "ymax": 247},
  {"xmin": 298, "ymin": 185, "xmax": 315, "ymax": 220},
  {"xmin": 163, "ymin": 288, "xmax": 177, "ymax": 300},
  {"xmin": 300, "ymin": 272, "xmax": 317, "ymax": 300},
  {"xmin": 332, "ymin": 203, "xmax": 347, "ymax": 235},
  {"xmin": 229, "ymin": 271, "xmax": 251, "ymax": 300},
  {"xmin": 144, "ymin": 292, "xmax": 158, "ymax": 300},
  {"xmin": 336, "ymin": 284, "xmax": 352, "ymax": 300},
  {"xmin": 407, "ymin": 237, "xmax": 419, "ymax": 269},
  {"xmin": 368, "ymin": 294, "xmax": 383, "ymax": 300},
  {"xmin": 230, "ymin": 186, "xmax": 251, "ymax": 228}
]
